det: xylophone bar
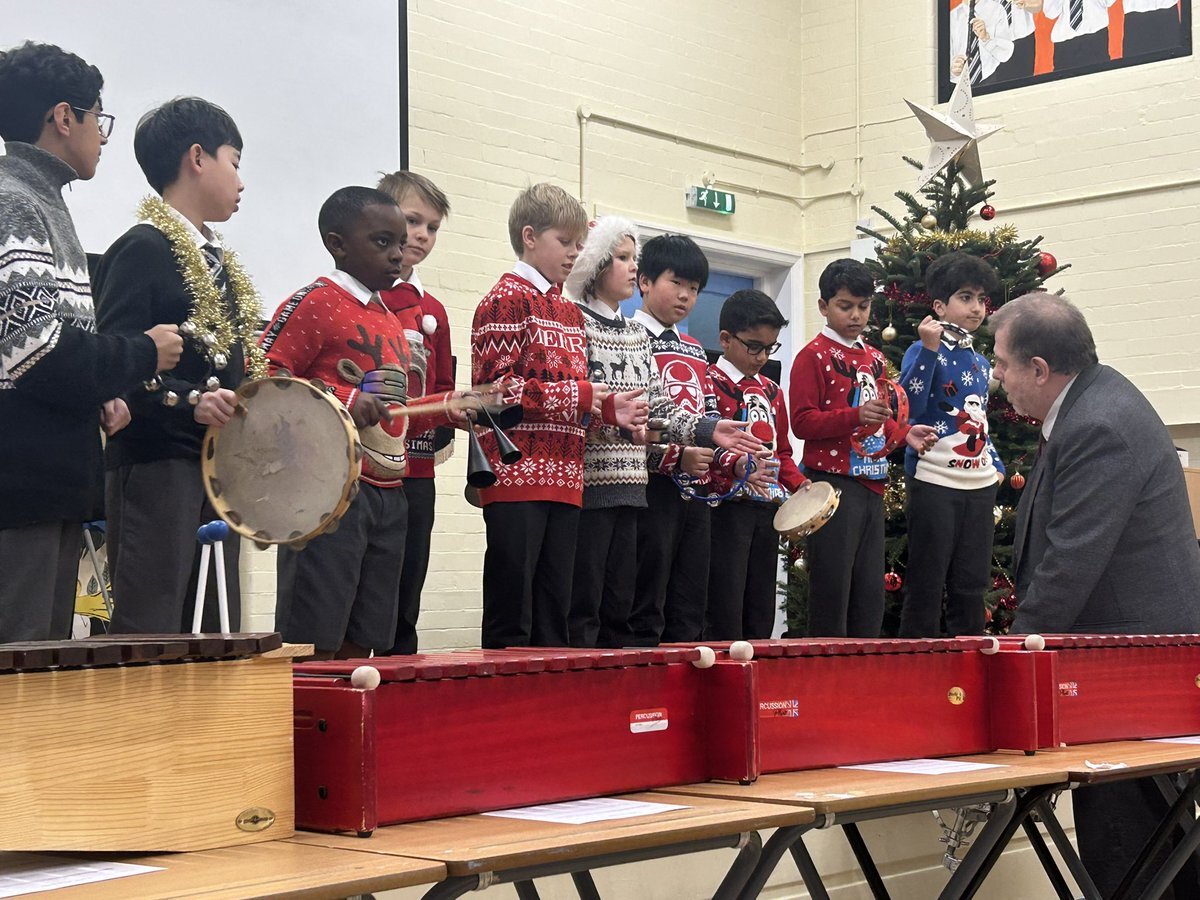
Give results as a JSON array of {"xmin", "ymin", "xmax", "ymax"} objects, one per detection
[{"xmin": 0, "ymin": 633, "xmax": 284, "ymax": 671}]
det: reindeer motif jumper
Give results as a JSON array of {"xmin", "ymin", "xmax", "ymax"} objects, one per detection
[
  {"xmin": 260, "ymin": 272, "xmax": 453, "ymax": 489},
  {"xmin": 789, "ymin": 331, "xmax": 907, "ymax": 496},
  {"xmin": 899, "ymin": 337, "xmax": 1004, "ymax": 488},
  {"xmin": 577, "ymin": 301, "xmax": 717, "ymax": 509},
  {"xmin": 472, "ymin": 267, "xmax": 594, "ymax": 506}
]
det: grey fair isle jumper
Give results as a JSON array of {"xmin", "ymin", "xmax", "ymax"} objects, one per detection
[
  {"xmin": 0, "ymin": 142, "xmax": 155, "ymax": 528},
  {"xmin": 578, "ymin": 303, "xmax": 716, "ymax": 509}
]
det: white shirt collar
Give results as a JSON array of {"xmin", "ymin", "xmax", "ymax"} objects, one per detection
[
  {"xmin": 327, "ymin": 269, "xmax": 381, "ymax": 307},
  {"xmin": 512, "ymin": 260, "xmax": 553, "ymax": 294},
  {"xmin": 583, "ymin": 296, "xmax": 623, "ymax": 322},
  {"xmin": 392, "ymin": 267, "xmax": 424, "ymax": 296},
  {"xmin": 716, "ymin": 354, "xmax": 754, "ymax": 383},
  {"xmin": 822, "ymin": 325, "xmax": 864, "ymax": 350},
  {"xmin": 1041, "ymin": 374, "xmax": 1080, "ymax": 441},
  {"xmin": 632, "ymin": 308, "xmax": 679, "ymax": 337},
  {"xmin": 148, "ymin": 202, "xmax": 220, "ymax": 252}
]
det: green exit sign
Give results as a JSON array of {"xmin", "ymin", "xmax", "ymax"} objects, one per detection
[{"xmin": 686, "ymin": 186, "xmax": 735, "ymax": 215}]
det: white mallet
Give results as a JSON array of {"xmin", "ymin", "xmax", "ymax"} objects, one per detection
[
  {"xmin": 729, "ymin": 640, "xmax": 755, "ymax": 661},
  {"xmin": 192, "ymin": 520, "xmax": 232, "ymax": 634},
  {"xmin": 979, "ymin": 636, "xmax": 1000, "ymax": 655},
  {"xmin": 691, "ymin": 646, "xmax": 717, "ymax": 669},
  {"xmin": 350, "ymin": 665, "xmax": 382, "ymax": 690},
  {"xmin": 1024, "ymin": 634, "xmax": 1046, "ymax": 652}
]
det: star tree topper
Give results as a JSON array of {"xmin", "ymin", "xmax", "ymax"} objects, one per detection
[{"xmin": 905, "ymin": 76, "xmax": 1002, "ymax": 191}]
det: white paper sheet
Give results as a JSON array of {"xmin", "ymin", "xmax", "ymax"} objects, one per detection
[
  {"xmin": 0, "ymin": 855, "xmax": 162, "ymax": 898},
  {"xmin": 481, "ymin": 797, "xmax": 688, "ymax": 825},
  {"xmin": 840, "ymin": 758, "xmax": 1005, "ymax": 775},
  {"xmin": 1148, "ymin": 735, "xmax": 1200, "ymax": 745}
]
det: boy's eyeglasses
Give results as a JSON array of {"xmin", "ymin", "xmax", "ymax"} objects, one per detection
[
  {"xmin": 734, "ymin": 335, "xmax": 782, "ymax": 357},
  {"xmin": 47, "ymin": 107, "xmax": 115, "ymax": 138}
]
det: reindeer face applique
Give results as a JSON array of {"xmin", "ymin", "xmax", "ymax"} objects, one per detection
[{"xmin": 341, "ymin": 323, "xmax": 414, "ymax": 480}]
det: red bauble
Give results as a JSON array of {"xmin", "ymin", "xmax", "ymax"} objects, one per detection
[
  {"xmin": 1038, "ymin": 251, "xmax": 1057, "ymax": 277},
  {"xmin": 884, "ymin": 571, "xmax": 903, "ymax": 592},
  {"xmin": 1010, "ymin": 472, "xmax": 1026, "ymax": 490},
  {"xmin": 980, "ymin": 204, "xmax": 996, "ymax": 221}
]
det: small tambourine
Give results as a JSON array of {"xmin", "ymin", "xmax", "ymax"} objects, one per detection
[
  {"xmin": 850, "ymin": 378, "xmax": 910, "ymax": 460},
  {"xmin": 774, "ymin": 481, "xmax": 840, "ymax": 541}
]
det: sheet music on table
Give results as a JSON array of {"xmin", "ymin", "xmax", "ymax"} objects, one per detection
[
  {"xmin": 482, "ymin": 797, "xmax": 689, "ymax": 825},
  {"xmin": 0, "ymin": 854, "xmax": 162, "ymax": 897}
]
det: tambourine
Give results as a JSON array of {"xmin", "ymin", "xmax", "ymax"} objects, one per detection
[
  {"xmin": 773, "ymin": 481, "xmax": 840, "ymax": 541},
  {"xmin": 850, "ymin": 378, "xmax": 910, "ymax": 460},
  {"xmin": 937, "ymin": 320, "xmax": 974, "ymax": 349},
  {"xmin": 201, "ymin": 376, "xmax": 361, "ymax": 549}
]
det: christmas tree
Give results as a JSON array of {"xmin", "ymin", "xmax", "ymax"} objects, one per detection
[{"xmin": 782, "ymin": 156, "xmax": 1068, "ymax": 635}]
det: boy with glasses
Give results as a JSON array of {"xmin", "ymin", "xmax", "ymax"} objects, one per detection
[
  {"xmin": 705, "ymin": 289, "xmax": 807, "ymax": 640},
  {"xmin": 0, "ymin": 42, "xmax": 181, "ymax": 641}
]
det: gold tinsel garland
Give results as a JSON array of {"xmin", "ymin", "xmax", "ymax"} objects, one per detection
[
  {"xmin": 138, "ymin": 195, "xmax": 267, "ymax": 379},
  {"xmin": 886, "ymin": 223, "xmax": 1019, "ymax": 256}
]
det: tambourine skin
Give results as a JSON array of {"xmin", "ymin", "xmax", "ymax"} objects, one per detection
[
  {"xmin": 773, "ymin": 482, "xmax": 841, "ymax": 541},
  {"xmin": 850, "ymin": 378, "xmax": 910, "ymax": 460},
  {"xmin": 201, "ymin": 376, "xmax": 361, "ymax": 548}
]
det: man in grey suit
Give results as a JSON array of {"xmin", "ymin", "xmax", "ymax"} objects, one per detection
[{"xmin": 992, "ymin": 291, "xmax": 1200, "ymax": 898}]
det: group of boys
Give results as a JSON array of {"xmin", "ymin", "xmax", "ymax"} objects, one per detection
[{"xmin": 0, "ymin": 40, "xmax": 1006, "ymax": 655}]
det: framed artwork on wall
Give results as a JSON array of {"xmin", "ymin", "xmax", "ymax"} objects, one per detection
[{"xmin": 938, "ymin": 1, "xmax": 1192, "ymax": 102}]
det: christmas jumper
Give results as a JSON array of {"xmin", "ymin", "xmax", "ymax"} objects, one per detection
[
  {"xmin": 630, "ymin": 309, "xmax": 719, "ymax": 478},
  {"xmin": 789, "ymin": 332, "xmax": 907, "ymax": 496},
  {"xmin": 471, "ymin": 270, "xmax": 593, "ymax": 506},
  {"xmin": 381, "ymin": 273, "xmax": 455, "ymax": 479},
  {"xmin": 0, "ymin": 142, "xmax": 156, "ymax": 529},
  {"xmin": 708, "ymin": 357, "xmax": 806, "ymax": 500},
  {"xmin": 94, "ymin": 220, "xmax": 247, "ymax": 468},
  {"xmin": 899, "ymin": 337, "xmax": 1004, "ymax": 487},
  {"xmin": 260, "ymin": 272, "xmax": 453, "ymax": 488},
  {"xmin": 578, "ymin": 302, "xmax": 716, "ymax": 509}
]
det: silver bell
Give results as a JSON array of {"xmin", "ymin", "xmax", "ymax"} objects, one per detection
[
  {"xmin": 201, "ymin": 332, "xmax": 217, "ymax": 348},
  {"xmin": 206, "ymin": 376, "xmax": 221, "ymax": 391},
  {"xmin": 143, "ymin": 377, "xmax": 161, "ymax": 392},
  {"xmin": 163, "ymin": 391, "xmax": 180, "ymax": 408},
  {"xmin": 180, "ymin": 320, "xmax": 198, "ymax": 337},
  {"xmin": 187, "ymin": 390, "xmax": 202, "ymax": 406},
  {"xmin": 213, "ymin": 353, "xmax": 228, "ymax": 370}
]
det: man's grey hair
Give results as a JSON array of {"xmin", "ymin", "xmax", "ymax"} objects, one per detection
[{"xmin": 989, "ymin": 292, "xmax": 1098, "ymax": 375}]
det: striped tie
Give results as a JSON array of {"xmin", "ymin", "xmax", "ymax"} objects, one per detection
[
  {"xmin": 201, "ymin": 243, "xmax": 229, "ymax": 300},
  {"xmin": 1069, "ymin": 0, "xmax": 1084, "ymax": 30},
  {"xmin": 966, "ymin": 0, "xmax": 984, "ymax": 84},
  {"xmin": 1000, "ymin": 0, "xmax": 1012, "ymax": 24}
]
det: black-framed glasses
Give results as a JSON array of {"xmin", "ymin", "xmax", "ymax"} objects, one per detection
[
  {"xmin": 734, "ymin": 334, "xmax": 782, "ymax": 357},
  {"xmin": 47, "ymin": 107, "xmax": 115, "ymax": 138}
]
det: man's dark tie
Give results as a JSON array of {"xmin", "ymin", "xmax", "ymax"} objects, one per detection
[{"xmin": 966, "ymin": 0, "xmax": 984, "ymax": 84}]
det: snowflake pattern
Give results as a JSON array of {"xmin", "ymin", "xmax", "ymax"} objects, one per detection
[
  {"xmin": 961, "ymin": 371, "xmax": 974, "ymax": 386},
  {"xmin": 907, "ymin": 377, "xmax": 925, "ymax": 395},
  {"xmin": 545, "ymin": 350, "xmax": 563, "ymax": 370},
  {"xmin": 937, "ymin": 353, "xmax": 949, "ymax": 367},
  {"xmin": 934, "ymin": 420, "xmax": 949, "ymax": 435},
  {"xmin": 830, "ymin": 348, "xmax": 845, "ymax": 360}
]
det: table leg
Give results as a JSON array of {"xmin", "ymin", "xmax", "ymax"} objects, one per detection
[
  {"xmin": 1020, "ymin": 817, "xmax": 1075, "ymax": 900},
  {"xmin": 515, "ymin": 880, "xmax": 543, "ymax": 900},
  {"xmin": 842, "ymin": 822, "xmax": 891, "ymax": 900},
  {"xmin": 1134, "ymin": 815, "xmax": 1200, "ymax": 900},
  {"xmin": 1113, "ymin": 771, "xmax": 1200, "ymax": 900},
  {"xmin": 938, "ymin": 788, "xmax": 1040, "ymax": 900},
  {"xmin": 712, "ymin": 830, "xmax": 763, "ymax": 900},
  {"xmin": 422, "ymin": 875, "xmax": 483, "ymax": 899},
  {"xmin": 789, "ymin": 837, "xmax": 833, "ymax": 900},
  {"xmin": 735, "ymin": 824, "xmax": 814, "ymax": 900},
  {"xmin": 1032, "ymin": 798, "xmax": 1101, "ymax": 900},
  {"xmin": 569, "ymin": 871, "xmax": 601, "ymax": 900}
]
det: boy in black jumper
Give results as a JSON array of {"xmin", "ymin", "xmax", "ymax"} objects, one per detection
[
  {"xmin": 95, "ymin": 98, "xmax": 259, "ymax": 634},
  {"xmin": 0, "ymin": 42, "xmax": 180, "ymax": 642}
]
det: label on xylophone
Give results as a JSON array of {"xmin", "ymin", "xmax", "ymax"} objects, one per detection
[{"xmin": 629, "ymin": 707, "xmax": 669, "ymax": 733}]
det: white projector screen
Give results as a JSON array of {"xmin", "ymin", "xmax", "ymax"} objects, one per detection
[{"xmin": 2, "ymin": 0, "xmax": 401, "ymax": 312}]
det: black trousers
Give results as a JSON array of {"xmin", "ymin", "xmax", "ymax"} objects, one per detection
[
  {"xmin": 1053, "ymin": 27, "xmax": 1110, "ymax": 71},
  {"xmin": 705, "ymin": 501, "xmax": 779, "ymax": 641},
  {"xmin": 1074, "ymin": 778, "xmax": 1200, "ymax": 899},
  {"xmin": 899, "ymin": 478, "xmax": 996, "ymax": 638},
  {"xmin": 0, "ymin": 520, "xmax": 80, "ymax": 641},
  {"xmin": 629, "ymin": 474, "xmax": 710, "ymax": 645},
  {"xmin": 805, "ymin": 472, "xmax": 884, "ymax": 638},
  {"xmin": 481, "ymin": 500, "xmax": 579, "ymax": 648},
  {"xmin": 276, "ymin": 483, "xmax": 407, "ymax": 653},
  {"xmin": 987, "ymin": 34, "xmax": 1036, "ymax": 84},
  {"xmin": 1123, "ymin": 6, "xmax": 1183, "ymax": 58},
  {"xmin": 106, "ymin": 458, "xmax": 241, "ymax": 634},
  {"xmin": 569, "ymin": 505, "xmax": 638, "ymax": 648},
  {"xmin": 390, "ymin": 477, "xmax": 435, "ymax": 655}
]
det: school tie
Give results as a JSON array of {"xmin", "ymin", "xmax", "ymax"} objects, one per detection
[
  {"xmin": 966, "ymin": 0, "xmax": 984, "ymax": 84},
  {"xmin": 1069, "ymin": 0, "xmax": 1085, "ymax": 30},
  {"xmin": 659, "ymin": 329, "xmax": 681, "ymax": 345},
  {"xmin": 201, "ymin": 243, "xmax": 229, "ymax": 299},
  {"xmin": 1000, "ymin": 0, "xmax": 1012, "ymax": 25}
]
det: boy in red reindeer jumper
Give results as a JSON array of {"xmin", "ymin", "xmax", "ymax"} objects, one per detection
[
  {"xmin": 260, "ymin": 187, "xmax": 467, "ymax": 659},
  {"xmin": 789, "ymin": 259, "xmax": 937, "ymax": 638},
  {"xmin": 472, "ymin": 183, "xmax": 647, "ymax": 649}
]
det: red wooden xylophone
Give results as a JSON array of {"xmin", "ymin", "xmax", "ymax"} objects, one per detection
[{"xmin": 292, "ymin": 647, "xmax": 756, "ymax": 834}]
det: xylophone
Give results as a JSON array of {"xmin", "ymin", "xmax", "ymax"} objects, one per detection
[
  {"xmin": 292, "ymin": 647, "xmax": 757, "ymax": 834},
  {"xmin": 0, "ymin": 633, "xmax": 295, "ymax": 852},
  {"xmin": 991, "ymin": 633, "xmax": 1200, "ymax": 749}
]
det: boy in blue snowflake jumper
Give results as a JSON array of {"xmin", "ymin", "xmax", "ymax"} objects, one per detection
[{"xmin": 898, "ymin": 251, "xmax": 1005, "ymax": 637}]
